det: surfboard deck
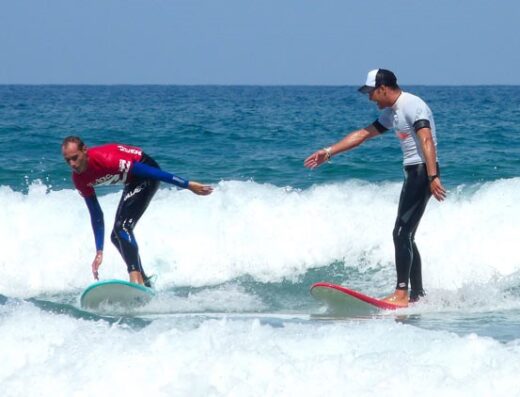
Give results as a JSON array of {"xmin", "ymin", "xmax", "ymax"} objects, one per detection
[
  {"xmin": 310, "ymin": 282, "xmax": 403, "ymax": 316},
  {"xmin": 80, "ymin": 279, "xmax": 155, "ymax": 310}
]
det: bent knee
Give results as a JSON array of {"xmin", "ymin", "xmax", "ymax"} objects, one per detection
[{"xmin": 110, "ymin": 229, "xmax": 119, "ymax": 245}]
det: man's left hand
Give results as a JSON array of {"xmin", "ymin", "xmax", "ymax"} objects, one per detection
[
  {"xmin": 188, "ymin": 181, "xmax": 214, "ymax": 196},
  {"xmin": 430, "ymin": 178, "xmax": 446, "ymax": 201}
]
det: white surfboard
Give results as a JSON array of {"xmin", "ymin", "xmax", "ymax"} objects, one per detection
[{"xmin": 80, "ymin": 279, "xmax": 155, "ymax": 310}]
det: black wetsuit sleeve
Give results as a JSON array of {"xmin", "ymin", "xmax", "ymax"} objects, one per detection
[
  {"xmin": 372, "ymin": 120, "xmax": 389, "ymax": 134},
  {"xmin": 84, "ymin": 195, "xmax": 104, "ymax": 251},
  {"xmin": 131, "ymin": 161, "xmax": 190, "ymax": 188}
]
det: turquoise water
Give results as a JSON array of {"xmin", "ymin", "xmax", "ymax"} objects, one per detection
[
  {"xmin": 1, "ymin": 86, "xmax": 520, "ymax": 396},
  {"xmin": 1, "ymin": 85, "xmax": 518, "ymax": 190}
]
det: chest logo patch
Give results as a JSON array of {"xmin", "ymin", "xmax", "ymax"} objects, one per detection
[{"xmin": 396, "ymin": 131, "xmax": 410, "ymax": 140}]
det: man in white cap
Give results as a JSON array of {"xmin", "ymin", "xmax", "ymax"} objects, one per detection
[{"xmin": 304, "ymin": 69, "xmax": 446, "ymax": 307}]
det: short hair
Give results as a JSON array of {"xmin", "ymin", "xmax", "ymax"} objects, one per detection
[
  {"xmin": 62, "ymin": 136, "xmax": 85, "ymax": 150},
  {"xmin": 377, "ymin": 69, "xmax": 399, "ymax": 90}
]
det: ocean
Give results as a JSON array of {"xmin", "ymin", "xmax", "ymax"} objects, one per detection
[{"xmin": 1, "ymin": 85, "xmax": 519, "ymax": 396}]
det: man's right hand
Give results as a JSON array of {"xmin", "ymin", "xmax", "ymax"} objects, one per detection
[
  {"xmin": 91, "ymin": 251, "xmax": 103, "ymax": 280},
  {"xmin": 304, "ymin": 149, "xmax": 329, "ymax": 169}
]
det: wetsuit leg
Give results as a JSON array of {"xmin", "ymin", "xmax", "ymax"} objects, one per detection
[
  {"xmin": 111, "ymin": 154, "xmax": 160, "ymax": 277},
  {"xmin": 409, "ymin": 242, "xmax": 425, "ymax": 301},
  {"xmin": 392, "ymin": 163, "xmax": 433, "ymax": 295}
]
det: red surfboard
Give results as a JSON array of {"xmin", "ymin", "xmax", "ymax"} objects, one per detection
[{"xmin": 310, "ymin": 282, "xmax": 403, "ymax": 315}]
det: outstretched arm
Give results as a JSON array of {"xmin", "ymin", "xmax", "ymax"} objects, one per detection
[
  {"xmin": 131, "ymin": 161, "xmax": 213, "ymax": 195},
  {"xmin": 304, "ymin": 124, "xmax": 381, "ymax": 169},
  {"xmin": 131, "ymin": 161, "xmax": 189, "ymax": 188}
]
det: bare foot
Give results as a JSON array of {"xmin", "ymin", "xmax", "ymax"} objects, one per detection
[
  {"xmin": 129, "ymin": 270, "xmax": 144, "ymax": 285},
  {"xmin": 382, "ymin": 290, "xmax": 409, "ymax": 307}
]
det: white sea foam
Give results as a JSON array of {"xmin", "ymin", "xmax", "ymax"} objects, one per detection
[
  {"xmin": 2, "ymin": 176, "xmax": 520, "ymax": 396},
  {"xmin": 1, "ymin": 301, "xmax": 520, "ymax": 397},
  {"xmin": 0, "ymin": 178, "xmax": 519, "ymax": 297}
]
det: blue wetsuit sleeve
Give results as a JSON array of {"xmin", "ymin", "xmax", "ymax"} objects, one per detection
[
  {"xmin": 131, "ymin": 161, "xmax": 190, "ymax": 188},
  {"xmin": 84, "ymin": 195, "xmax": 104, "ymax": 251}
]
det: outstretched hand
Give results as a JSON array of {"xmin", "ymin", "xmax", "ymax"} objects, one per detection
[
  {"xmin": 91, "ymin": 251, "xmax": 103, "ymax": 280},
  {"xmin": 188, "ymin": 181, "xmax": 213, "ymax": 196},
  {"xmin": 304, "ymin": 149, "xmax": 329, "ymax": 169}
]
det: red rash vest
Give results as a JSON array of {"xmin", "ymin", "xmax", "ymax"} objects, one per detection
[{"xmin": 72, "ymin": 144, "xmax": 143, "ymax": 197}]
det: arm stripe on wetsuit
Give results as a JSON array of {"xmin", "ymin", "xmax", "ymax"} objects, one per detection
[
  {"xmin": 372, "ymin": 120, "xmax": 389, "ymax": 134},
  {"xmin": 131, "ymin": 161, "xmax": 189, "ymax": 189},
  {"xmin": 84, "ymin": 195, "xmax": 104, "ymax": 251},
  {"xmin": 413, "ymin": 119, "xmax": 431, "ymax": 132}
]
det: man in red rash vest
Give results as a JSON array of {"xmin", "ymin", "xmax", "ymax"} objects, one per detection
[{"xmin": 62, "ymin": 136, "xmax": 213, "ymax": 286}]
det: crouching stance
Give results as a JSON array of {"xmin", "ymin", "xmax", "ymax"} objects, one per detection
[{"xmin": 62, "ymin": 136, "xmax": 213, "ymax": 286}]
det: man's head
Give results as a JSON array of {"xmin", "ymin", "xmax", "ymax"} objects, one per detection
[
  {"xmin": 62, "ymin": 136, "xmax": 88, "ymax": 174},
  {"xmin": 358, "ymin": 69, "xmax": 401, "ymax": 109}
]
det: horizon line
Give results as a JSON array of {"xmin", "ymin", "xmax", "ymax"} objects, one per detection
[{"xmin": 1, "ymin": 83, "xmax": 520, "ymax": 87}]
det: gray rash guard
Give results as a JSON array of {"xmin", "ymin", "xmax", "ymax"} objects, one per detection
[{"xmin": 376, "ymin": 92, "xmax": 438, "ymax": 166}]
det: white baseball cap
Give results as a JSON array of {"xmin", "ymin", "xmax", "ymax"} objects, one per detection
[{"xmin": 358, "ymin": 69, "xmax": 398, "ymax": 94}]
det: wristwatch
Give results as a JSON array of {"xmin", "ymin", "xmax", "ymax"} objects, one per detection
[{"xmin": 428, "ymin": 174, "xmax": 439, "ymax": 183}]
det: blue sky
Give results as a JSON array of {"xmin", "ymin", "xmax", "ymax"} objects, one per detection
[{"xmin": 1, "ymin": 0, "xmax": 519, "ymax": 85}]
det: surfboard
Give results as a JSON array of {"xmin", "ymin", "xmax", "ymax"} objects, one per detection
[
  {"xmin": 310, "ymin": 282, "xmax": 403, "ymax": 316},
  {"xmin": 80, "ymin": 279, "xmax": 155, "ymax": 310}
]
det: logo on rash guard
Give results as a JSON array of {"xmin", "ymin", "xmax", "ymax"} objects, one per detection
[
  {"xmin": 92, "ymin": 174, "xmax": 121, "ymax": 186},
  {"xmin": 396, "ymin": 131, "xmax": 410, "ymax": 140},
  {"xmin": 119, "ymin": 160, "xmax": 131, "ymax": 173},
  {"xmin": 117, "ymin": 146, "xmax": 142, "ymax": 156}
]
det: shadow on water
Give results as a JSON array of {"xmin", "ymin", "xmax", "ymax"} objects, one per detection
[
  {"xmin": 309, "ymin": 302, "xmax": 520, "ymax": 344},
  {"xmin": 396, "ymin": 311, "xmax": 520, "ymax": 343},
  {"xmin": 0, "ymin": 294, "xmax": 152, "ymax": 330}
]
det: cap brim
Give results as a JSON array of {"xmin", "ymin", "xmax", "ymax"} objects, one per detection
[{"xmin": 358, "ymin": 85, "xmax": 375, "ymax": 94}]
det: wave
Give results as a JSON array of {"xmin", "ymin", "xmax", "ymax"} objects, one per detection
[{"xmin": 0, "ymin": 178, "xmax": 519, "ymax": 297}]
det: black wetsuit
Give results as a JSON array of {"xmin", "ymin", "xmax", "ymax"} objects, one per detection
[
  {"xmin": 110, "ymin": 153, "xmax": 160, "ymax": 276},
  {"xmin": 393, "ymin": 163, "xmax": 439, "ymax": 300}
]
